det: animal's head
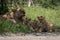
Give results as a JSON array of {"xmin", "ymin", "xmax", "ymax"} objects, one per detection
[
  {"xmin": 23, "ymin": 17, "xmax": 31, "ymax": 25},
  {"xmin": 23, "ymin": 17, "xmax": 31, "ymax": 22},
  {"xmin": 37, "ymin": 16, "xmax": 45, "ymax": 21},
  {"xmin": 13, "ymin": 8, "xmax": 25, "ymax": 21},
  {"xmin": 17, "ymin": 8, "xmax": 25, "ymax": 17}
]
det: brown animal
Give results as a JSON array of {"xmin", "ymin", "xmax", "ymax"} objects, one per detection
[
  {"xmin": 2, "ymin": 8, "xmax": 25, "ymax": 24},
  {"xmin": 31, "ymin": 20, "xmax": 37, "ymax": 29},
  {"xmin": 31, "ymin": 20, "xmax": 40, "ymax": 32},
  {"xmin": 14, "ymin": 8, "xmax": 25, "ymax": 21},
  {"xmin": 37, "ymin": 16, "xmax": 55, "ymax": 32},
  {"xmin": 31, "ymin": 20, "xmax": 45, "ymax": 32},
  {"xmin": 23, "ymin": 17, "xmax": 31, "ymax": 26}
]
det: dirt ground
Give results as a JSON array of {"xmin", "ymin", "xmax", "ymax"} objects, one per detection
[{"xmin": 0, "ymin": 32, "xmax": 60, "ymax": 40}]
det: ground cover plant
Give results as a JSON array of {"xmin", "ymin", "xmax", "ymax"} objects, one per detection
[{"xmin": 0, "ymin": 5, "xmax": 60, "ymax": 33}]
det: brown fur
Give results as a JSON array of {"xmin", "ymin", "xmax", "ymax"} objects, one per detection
[
  {"xmin": 37, "ymin": 16, "xmax": 55, "ymax": 32},
  {"xmin": 31, "ymin": 20, "xmax": 39, "ymax": 32},
  {"xmin": 23, "ymin": 17, "xmax": 31, "ymax": 25},
  {"xmin": 13, "ymin": 8, "xmax": 25, "ymax": 21},
  {"xmin": 31, "ymin": 20, "xmax": 37, "ymax": 29},
  {"xmin": 31, "ymin": 20, "xmax": 45, "ymax": 32},
  {"xmin": 2, "ymin": 8, "xmax": 25, "ymax": 24}
]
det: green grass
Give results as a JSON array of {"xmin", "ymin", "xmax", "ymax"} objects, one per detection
[
  {"xmin": 0, "ymin": 20, "xmax": 31, "ymax": 33},
  {"xmin": 0, "ymin": 6, "xmax": 60, "ymax": 33},
  {"xmin": 24, "ymin": 6, "xmax": 60, "ymax": 29}
]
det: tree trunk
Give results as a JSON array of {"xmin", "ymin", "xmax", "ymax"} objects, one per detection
[{"xmin": 28, "ymin": 0, "xmax": 33, "ymax": 7}]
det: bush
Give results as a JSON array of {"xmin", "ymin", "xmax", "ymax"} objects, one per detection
[{"xmin": 0, "ymin": 20, "xmax": 32, "ymax": 33}]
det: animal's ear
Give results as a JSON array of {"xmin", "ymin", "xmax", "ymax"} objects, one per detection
[
  {"xmin": 37, "ymin": 16, "xmax": 39, "ymax": 19},
  {"xmin": 39, "ymin": 16, "xmax": 45, "ymax": 19},
  {"xmin": 40, "ymin": 16, "xmax": 45, "ymax": 18},
  {"xmin": 19, "ymin": 8, "xmax": 25, "ymax": 14},
  {"xmin": 12, "ymin": 9, "xmax": 17, "ymax": 12}
]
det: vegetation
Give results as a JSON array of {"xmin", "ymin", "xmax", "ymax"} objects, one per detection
[
  {"xmin": 0, "ymin": 0, "xmax": 60, "ymax": 33},
  {"xmin": 0, "ymin": 20, "xmax": 31, "ymax": 33},
  {"xmin": 24, "ymin": 6, "xmax": 60, "ymax": 29},
  {"xmin": 0, "ymin": 0, "xmax": 9, "ymax": 15}
]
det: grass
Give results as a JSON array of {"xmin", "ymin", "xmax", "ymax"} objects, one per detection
[
  {"xmin": 0, "ymin": 20, "xmax": 31, "ymax": 33},
  {"xmin": 24, "ymin": 6, "xmax": 60, "ymax": 29},
  {"xmin": 0, "ymin": 6, "xmax": 60, "ymax": 33}
]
